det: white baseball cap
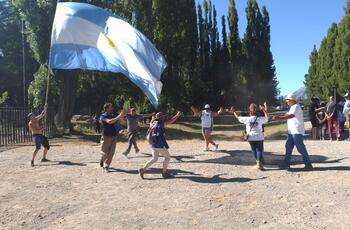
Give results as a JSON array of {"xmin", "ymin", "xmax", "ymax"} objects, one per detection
[
  {"xmin": 285, "ymin": 93, "xmax": 296, "ymax": 101},
  {"xmin": 204, "ymin": 104, "xmax": 210, "ymax": 109}
]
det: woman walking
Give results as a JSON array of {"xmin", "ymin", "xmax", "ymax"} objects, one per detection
[{"xmin": 227, "ymin": 102, "xmax": 269, "ymax": 170}]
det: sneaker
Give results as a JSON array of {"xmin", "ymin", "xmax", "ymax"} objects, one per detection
[
  {"xmin": 104, "ymin": 166, "xmax": 110, "ymax": 173},
  {"xmin": 214, "ymin": 144, "xmax": 219, "ymax": 151},
  {"xmin": 30, "ymin": 160, "xmax": 34, "ymax": 167},
  {"xmin": 304, "ymin": 164, "xmax": 313, "ymax": 171},
  {"xmin": 162, "ymin": 172, "xmax": 174, "ymax": 179},
  {"xmin": 135, "ymin": 148, "xmax": 140, "ymax": 154},
  {"xmin": 99, "ymin": 160, "xmax": 103, "ymax": 167},
  {"xmin": 122, "ymin": 151, "xmax": 129, "ymax": 158},
  {"xmin": 40, "ymin": 158, "xmax": 49, "ymax": 162},
  {"xmin": 138, "ymin": 168, "xmax": 145, "ymax": 179},
  {"xmin": 203, "ymin": 147, "xmax": 210, "ymax": 151},
  {"xmin": 256, "ymin": 161, "xmax": 265, "ymax": 171}
]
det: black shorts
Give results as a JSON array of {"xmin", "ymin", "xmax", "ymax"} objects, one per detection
[
  {"xmin": 32, "ymin": 134, "xmax": 50, "ymax": 150},
  {"xmin": 310, "ymin": 118, "xmax": 318, "ymax": 127}
]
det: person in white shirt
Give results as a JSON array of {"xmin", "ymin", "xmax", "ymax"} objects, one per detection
[
  {"xmin": 227, "ymin": 102, "xmax": 269, "ymax": 170},
  {"xmin": 191, "ymin": 104, "xmax": 223, "ymax": 151},
  {"xmin": 272, "ymin": 93, "xmax": 313, "ymax": 171},
  {"xmin": 343, "ymin": 92, "xmax": 350, "ymax": 141}
]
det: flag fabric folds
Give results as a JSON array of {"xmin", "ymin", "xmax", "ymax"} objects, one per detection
[{"xmin": 49, "ymin": 2, "xmax": 167, "ymax": 107}]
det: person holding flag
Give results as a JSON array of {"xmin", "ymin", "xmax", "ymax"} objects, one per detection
[{"xmin": 28, "ymin": 104, "xmax": 50, "ymax": 167}]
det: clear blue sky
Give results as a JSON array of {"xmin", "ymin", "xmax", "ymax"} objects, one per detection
[{"xmin": 196, "ymin": 0, "xmax": 347, "ymax": 96}]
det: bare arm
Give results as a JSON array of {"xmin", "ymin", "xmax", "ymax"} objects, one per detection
[
  {"xmin": 36, "ymin": 104, "xmax": 48, "ymax": 120},
  {"xmin": 165, "ymin": 111, "xmax": 182, "ymax": 126},
  {"xmin": 272, "ymin": 113, "xmax": 294, "ymax": 121},
  {"xmin": 213, "ymin": 107, "xmax": 224, "ymax": 117},
  {"xmin": 190, "ymin": 106, "xmax": 201, "ymax": 117},
  {"xmin": 315, "ymin": 107, "xmax": 325, "ymax": 113},
  {"xmin": 263, "ymin": 102, "xmax": 269, "ymax": 120},
  {"xmin": 104, "ymin": 111, "xmax": 126, "ymax": 124}
]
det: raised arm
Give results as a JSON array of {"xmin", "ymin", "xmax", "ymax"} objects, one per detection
[
  {"xmin": 103, "ymin": 111, "xmax": 126, "ymax": 124},
  {"xmin": 213, "ymin": 106, "xmax": 224, "ymax": 117},
  {"xmin": 225, "ymin": 106, "xmax": 240, "ymax": 119},
  {"xmin": 262, "ymin": 102, "xmax": 269, "ymax": 120},
  {"xmin": 36, "ymin": 104, "xmax": 48, "ymax": 120},
  {"xmin": 190, "ymin": 106, "xmax": 201, "ymax": 117},
  {"xmin": 165, "ymin": 111, "xmax": 182, "ymax": 126}
]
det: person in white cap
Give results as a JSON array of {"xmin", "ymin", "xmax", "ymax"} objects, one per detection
[
  {"xmin": 190, "ymin": 104, "xmax": 224, "ymax": 151},
  {"xmin": 272, "ymin": 93, "xmax": 313, "ymax": 170},
  {"xmin": 138, "ymin": 111, "xmax": 182, "ymax": 179},
  {"xmin": 343, "ymin": 92, "xmax": 350, "ymax": 140}
]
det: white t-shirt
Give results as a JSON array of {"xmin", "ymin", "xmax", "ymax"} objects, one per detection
[
  {"xmin": 201, "ymin": 110, "xmax": 213, "ymax": 128},
  {"xmin": 238, "ymin": 116, "xmax": 268, "ymax": 141},
  {"xmin": 287, "ymin": 104, "xmax": 305, "ymax": 135}
]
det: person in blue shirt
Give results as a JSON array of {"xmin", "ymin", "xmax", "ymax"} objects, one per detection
[
  {"xmin": 138, "ymin": 111, "xmax": 182, "ymax": 179},
  {"xmin": 99, "ymin": 102, "xmax": 125, "ymax": 172}
]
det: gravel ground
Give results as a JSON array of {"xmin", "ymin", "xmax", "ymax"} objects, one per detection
[{"xmin": 0, "ymin": 124, "xmax": 349, "ymax": 230}]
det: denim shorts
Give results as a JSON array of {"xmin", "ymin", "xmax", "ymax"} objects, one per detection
[{"xmin": 32, "ymin": 134, "xmax": 50, "ymax": 150}]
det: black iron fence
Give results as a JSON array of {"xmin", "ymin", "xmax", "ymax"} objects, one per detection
[{"xmin": 0, "ymin": 107, "xmax": 54, "ymax": 146}]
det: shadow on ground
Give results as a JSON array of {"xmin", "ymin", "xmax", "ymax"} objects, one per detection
[
  {"xmin": 108, "ymin": 167, "xmax": 267, "ymax": 184},
  {"xmin": 36, "ymin": 160, "xmax": 87, "ymax": 167}
]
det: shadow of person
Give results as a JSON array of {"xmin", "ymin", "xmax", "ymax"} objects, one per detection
[
  {"xmin": 107, "ymin": 167, "xmax": 200, "ymax": 176},
  {"xmin": 190, "ymin": 149, "xmax": 347, "ymax": 168},
  {"xmin": 288, "ymin": 166, "xmax": 350, "ymax": 172},
  {"xmin": 54, "ymin": 161, "xmax": 87, "ymax": 166},
  {"xmin": 175, "ymin": 174, "xmax": 267, "ymax": 184},
  {"xmin": 36, "ymin": 160, "xmax": 87, "ymax": 167}
]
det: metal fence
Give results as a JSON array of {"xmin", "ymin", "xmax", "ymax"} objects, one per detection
[{"xmin": 0, "ymin": 107, "xmax": 54, "ymax": 146}]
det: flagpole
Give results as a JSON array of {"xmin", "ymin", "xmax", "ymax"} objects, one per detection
[{"xmin": 22, "ymin": 20, "xmax": 26, "ymax": 107}]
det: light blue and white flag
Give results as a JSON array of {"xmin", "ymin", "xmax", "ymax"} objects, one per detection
[{"xmin": 49, "ymin": 2, "xmax": 167, "ymax": 107}]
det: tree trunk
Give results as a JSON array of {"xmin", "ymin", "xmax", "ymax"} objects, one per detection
[{"xmin": 54, "ymin": 71, "xmax": 78, "ymax": 134}]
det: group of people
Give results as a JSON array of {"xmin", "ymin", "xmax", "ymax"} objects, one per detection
[
  {"xmin": 28, "ymin": 92, "xmax": 315, "ymax": 178},
  {"xmin": 309, "ymin": 92, "xmax": 350, "ymax": 141}
]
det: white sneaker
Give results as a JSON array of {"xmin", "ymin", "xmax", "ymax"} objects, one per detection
[
  {"xmin": 214, "ymin": 144, "xmax": 219, "ymax": 151},
  {"xmin": 203, "ymin": 147, "xmax": 209, "ymax": 151}
]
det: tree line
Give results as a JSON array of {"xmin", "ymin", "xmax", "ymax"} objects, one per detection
[
  {"xmin": 0, "ymin": 0, "xmax": 278, "ymax": 132},
  {"xmin": 305, "ymin": 1, "xmax": 350, "ymax": 100}
]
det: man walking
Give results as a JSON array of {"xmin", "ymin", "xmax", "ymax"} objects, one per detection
[
  {"xmin": 122, "ymin": 107, "xmax": 153, "ymax": 157},
  {"xmin": 28, "ymin": 103, "xmax": 50, "ymax": 167},
  {"xmin": 272, "ymin": 94, "xmax": 313, "ymax": 170},
  {"xmin": 99, "ymin": 102, "xmax": 124, "ymax": 172}
]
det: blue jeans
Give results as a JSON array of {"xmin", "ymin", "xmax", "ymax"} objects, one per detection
[
  {"xmin": 285, "ymin": 134, "xmax": 311, "ymax": 165},
  {"xmin": 249, "ymin": 141, "xmax": 263, "ymax": 161}
]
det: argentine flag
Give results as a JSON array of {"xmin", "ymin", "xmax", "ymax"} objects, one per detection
[{"xmin": 49, "ymin": 2, "xmax": 167, "ymax": 107}]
